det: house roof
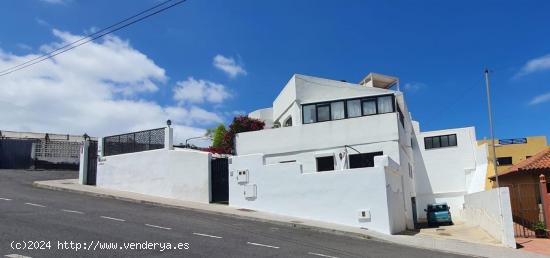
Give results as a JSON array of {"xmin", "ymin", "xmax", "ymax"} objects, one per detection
[{"xmin": 491, "ymin": 147, "xmax": 550, "ymax": 179}]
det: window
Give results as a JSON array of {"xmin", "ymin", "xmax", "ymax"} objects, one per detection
[
  {"xmin": 497, "ymin": 157, "xmax": 513, "ymax": 166},
  {"xmin": 301, "ymin": 94, "xmax": 395, "ymax": 124},
  {"xmin": 362, "ymin": 99, "xmax": 377, "ymax": 116},
  {"xmin": 377, "ymin": 96, "xmax": 394, "ymax": 113},
  {"xmin": 303, "ymin": 104, "xmax": 316, "ymax": 124},
  {"xmin": 316, "ymin": 104, "xmax": 330, "ymax": 122},
  {"xmin": 283, "ymin": 116, "xmax": 292, "ymax": 127},
  {"xmin": 349, "ymin": 151, "xmax": 383, "ymax": 169},
  {"xmin": 331, "ymin": 101, "xmax": 345, "ymax": 120},
  {"xmin": 316, "ymin": 156, "xmax": 335, "ymax": 172},
  {"xmin": 347, "ymin": 99, "xmax": 361, "ymax": 118},
  {"xmin": 424, "ymin": 134, "xmax": 458, "ymax": 149}
]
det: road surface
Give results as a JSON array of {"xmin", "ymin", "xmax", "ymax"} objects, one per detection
[{"xmin": 0, "ymin": 169, "xmax": 468, "ymax": 257}]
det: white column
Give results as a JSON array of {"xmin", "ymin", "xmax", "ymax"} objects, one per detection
[
  {"xmin": 165, "ymin": 127, "xmax": 174, "ymax": 150},
  {"xmin": 78, "ymin": 140, "xmax": 89, "ymax": 185},
  {"xmin": 97, "ymin": 137, "xmax": 104, "ymax": 158}
]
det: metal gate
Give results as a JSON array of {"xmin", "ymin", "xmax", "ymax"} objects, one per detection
[
  {"xmin": 0, "ymin": 139, "xmax": 34, "ymax": 169},
  {"xmin": 210, "ymin": 158, "xmax": 229, "ymax": 204},
  {"xmin": 86, "ymin": 140, "xmax": 98, "ymax": 185},
  {"xmin": 507, "ymin": 183, "xmax": 544, "ymax": 237}
]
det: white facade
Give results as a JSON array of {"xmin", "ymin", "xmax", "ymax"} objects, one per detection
[
  {"xmin": 413, "ymin": 125, "xmax": 488, "ymax": 221},
  {"xmin": 96, "ymin": 148, "xmax": 212, "ymax": 203},
  {"xmin": 232, "ymin": 74, "xmax": 418, "ymax": 233},
  {"xmin": 231, "ymin": 73, "xmax": 489, "ymax": 235}
]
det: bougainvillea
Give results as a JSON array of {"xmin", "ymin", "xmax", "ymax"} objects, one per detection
[{"xmin": 207, "ymin": 115, "xmax": 264, "ymax": 154}]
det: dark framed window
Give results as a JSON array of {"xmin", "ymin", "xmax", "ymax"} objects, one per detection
[
  {"xmin": 349, "ymin": 151, "xmax": 383, "ymax": 169},
  {"xmin": 347, "ymin": 99, "xmax": 362, "ymax": 118},
  {"xmin": 301, "ymin": 94, "xmax": 396, "ymax": 124},
  {"xmin": 316, "ymin": 104, "xmax": 331, "ymax": 122},
  {"xmin": 331, "ymin": 101, "xmax": 345, "ymax": 120},
  {"xmin": 303, "ymin": 104, "xmax": 316, "ymax": 124},
  {"xmin": 497, "ymin": 157, "xmax": 513, "ymax": 166},
  {"xmin": 316, "ymin": 156, "xmax": 335, "ymax": 172},
  {"xmin": 424, "ymin": 134, "xmax": 457, "ymax": 150}
]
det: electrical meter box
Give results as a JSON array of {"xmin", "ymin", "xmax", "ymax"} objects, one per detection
[{"xmin": 237, "ymin": 170, "xmax": 249, "ymax": 184}]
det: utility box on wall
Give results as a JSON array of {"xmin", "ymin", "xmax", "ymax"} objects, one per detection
[
  {"xmin": 244, "ymin": 184, "xmax": 257, "ymax": 199},
  {"xmin": 358, "ymin": 209, "xmax": 371, "ymax": 221},
  {"xmin": 237, "ymin": 170, "xmax": 249, "ymax": 184}
]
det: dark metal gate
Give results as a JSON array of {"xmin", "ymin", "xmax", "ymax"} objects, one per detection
[
  {"xmin": 86, "ymin": 140, "xmax": 98, "ymax": 185},
  {"xmin": 0, "ymin": 139, "xmax": 34, "ymax": 169},
  {"xmin": 507, "ymin": 183, "xmax": 544, "ymax": 238},
  {"xmin": 211, "ymin": 158, "xmax": 229, "ymax": 204}
]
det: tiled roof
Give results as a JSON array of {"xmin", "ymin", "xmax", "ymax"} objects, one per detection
[{"xmin": 493, "ymin": 147, "xmax": 550, "ymax": 178}]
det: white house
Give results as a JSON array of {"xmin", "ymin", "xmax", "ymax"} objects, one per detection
[{"xmin": 229, "ymin": 73, "xmax": 488, "ymax": 234}]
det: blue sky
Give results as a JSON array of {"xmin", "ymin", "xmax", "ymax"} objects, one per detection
[{"xmin": 0, "ymin": 0, "xmax": 549, "ymax": 142}]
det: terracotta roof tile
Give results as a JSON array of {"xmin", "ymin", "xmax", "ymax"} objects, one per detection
[{"xmin": 494, "ymin": 147, "xmax": 550, "ymax": 178}]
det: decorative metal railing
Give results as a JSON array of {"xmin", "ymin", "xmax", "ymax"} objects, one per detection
[{"xmin": 103, "ymin": 127, "xmax": 165, "ymax": 156}]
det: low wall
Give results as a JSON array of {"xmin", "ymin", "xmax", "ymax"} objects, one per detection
[
  {"xmin": 96, "ymin": 148, "xmax": 211, "ymax": 203},
  {"xmin": 229, "ymin": 154, "xmax": 408, "ymax": 234},
  {"xmin": 463, "ymin": 188, "xmax": 516, "ymax": 248}
]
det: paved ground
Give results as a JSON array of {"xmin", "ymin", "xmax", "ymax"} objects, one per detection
[
  {"xmin": 416, "ymin": 221, "xmax": 501, "ymax": 246},
  {"xmin": 517, "ymin": 238, "xmax": 550, "ymax": 256},
  {"xmin": 0, "ymin": 169, "xmax": 470, "ymax": 258}
]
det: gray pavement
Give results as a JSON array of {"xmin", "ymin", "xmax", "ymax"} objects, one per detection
[{"xmin": 0, "ymin": 169, "xmax": 470, "ymax": 258}]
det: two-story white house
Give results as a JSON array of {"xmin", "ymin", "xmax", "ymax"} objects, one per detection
[{"xmin": 228, "ymin": 73, "xmax": 487, "ymax": 235}]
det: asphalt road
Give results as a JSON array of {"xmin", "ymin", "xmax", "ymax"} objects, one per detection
[{"xmin": 0, "ymin": 169, "xmax": 470, "ymax": 258}]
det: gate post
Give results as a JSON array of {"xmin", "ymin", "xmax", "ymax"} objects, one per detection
[
  {"xmin": 164, "ymin": 127, "xmax": 174, "ymax": 150},
  {"xmin": 540, "ymin": 174, "xmax": 550, "ymax": 232},
  {"xmin": 78, "ymin": 140, "xmax": 89, "ymax": 185}
]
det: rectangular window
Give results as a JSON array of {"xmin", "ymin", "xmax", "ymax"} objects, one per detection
[
  {"xmin": 316, "ymin": 156, "xmax": 335, "ymax": 172},
  {"xmin": 377, "ymin": 95, "xmax": 394, "ymax": 113},
  {"xmin": 497, "ymin": 157, "xmax": 513, "ymax": 166},
  {"xmin": 316, "ymin": 104, "xmax": 330, "ymax": 122},
  {"xmin": 301, "ymin": 94, "xmax": 396, "ymax": 124},
  {"xmin": 347, "ymin": 99, "xmax": 362, "ymax": 118},
  {"xmin": 331, "ymin": 101, "xmax": 345, "ymax": 120},
  {"xmin": 303, "ymin": 104, "xmax": 316, "ymax": 124},
  {"xmin": 424, "ymin": 134, "xmax": 458, "ymax": 149},
  {"xmin": 362, "ymin": 99, "xmax": 377, "ymax": 116},
  {"xmin": 349, "ymin": 151, "xmax": 383, "ymax": 169}
]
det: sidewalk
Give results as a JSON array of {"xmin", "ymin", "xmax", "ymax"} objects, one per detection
[{"xmin": 34, "ymin": 179, "xmax": 549, "ymax": 258}]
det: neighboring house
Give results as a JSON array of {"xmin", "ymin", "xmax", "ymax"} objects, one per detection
[
  {"xmin": 0, "ymin": 130, "xmax": 90, "ymax": 170},
  {"xmin": 230, "ymin": 73, "xmax": 487, "ymax": 234},
  {"xmin": 489, "ymin": 147, "xmax": 550, "ymax": 237},
  {"xmin": 478, "ymin": 136, "xmax": 548, "ymax": 189}
]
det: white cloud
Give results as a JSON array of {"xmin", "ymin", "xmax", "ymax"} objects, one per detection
[
  {"xmin": 529, "ymin": 92, "xmax": 550, "ymax": 105},
  {"xmin": 0, "ymin": 29, "xmax": 223, "ymax": 142},
  {"xmin": 213, "ymin": 54, "xmax": 247, "ymax": 78},
  {"xmin": 404, "ymin": 82, "xmax": 426, "ymax": 92},
  {"xmin": 516, "ymin": 54, "xmax": 550, "ymax": 77},
  {"xmin": 173, "ymin": 77, "xmax": 231, "ymax": 104}
]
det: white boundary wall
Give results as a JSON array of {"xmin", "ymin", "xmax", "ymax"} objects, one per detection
[
  {"xmin": 96, "ymin": 148, "xmax": 212, "ymax": 203},
  {"xmin": 463, "ymin": 188, "xmax": 516, "ymax": 248},
  {"xmin": 229, "ymin": 154, "xmax": 409, "ymax": 234}
]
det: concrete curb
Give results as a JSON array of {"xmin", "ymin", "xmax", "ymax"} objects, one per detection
[{"xmin": 33, "ymin": 180, "xmax": 550, "ymax": 258}]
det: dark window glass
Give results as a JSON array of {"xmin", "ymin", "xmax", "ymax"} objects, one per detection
[
  {"xmin": 303, "ymin": 105, "xmax": 316, "ymax": 124},
  {"xmin": 440, "ymin": 135, "xmax": 449, "ymax": 147},
  {"xmin": 317, "ymin": 104, "xmax": 330, "ymax": 122},
  {"xmin": 349, "ymin": 151, "xmax": 383, "ymax": 169},
  {"xmin": 424, "ymin": 137, "xmax": 433, "ymax": 149},
  {"xmin": 432, "ymin": 137, "xmax": 441, "ymax": 148},
  {"xmin": 449, "ymin": 134, "xmax": 457, "ymax": 146},
  {"xmin": 316, "ymin": 156, "xmax": 334, "ymax": 172},
  {"xmin": 547, "ymin": 182, "xmax": 550, "ymax": 194},
  {"xmin": 347, "ymin": 99, "xmax": 361, "ymax": 118},
  {"xmin": 284, "ymin": 116, "xmax": 292, "ymax": 127},
  {"xmin": 497, "ymin": 157, "xmax": 513, "ymax": 166},
  {"xmin": 362, "ymin": 99, "xmax": 377, "ymax": 115}
]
